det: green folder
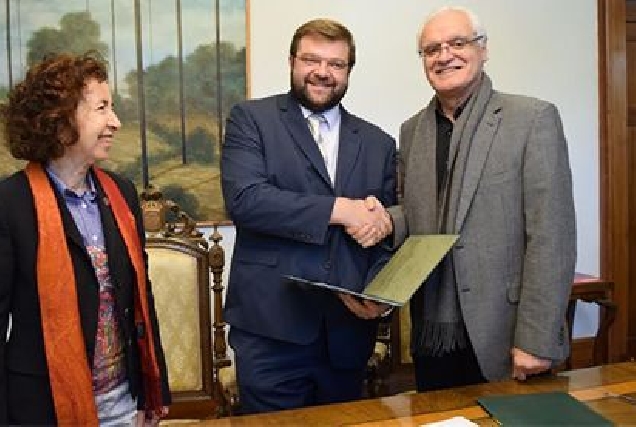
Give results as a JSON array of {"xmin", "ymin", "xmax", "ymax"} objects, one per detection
[
  {"xmin": 285, "ymin": 234, "xmax": 458, "ymax": 306},
  {"xmin": 477, "ymin": 391, "xmax": 613, "ymax": 426}
]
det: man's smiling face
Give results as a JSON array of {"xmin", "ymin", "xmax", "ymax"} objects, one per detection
[
  {"xmin": 420, "ymin": 9, "xmax": 487, "ymax": 101},
  {"xmin": 289, "ymin": 34, "xmax": 350, "ymax": 113}
]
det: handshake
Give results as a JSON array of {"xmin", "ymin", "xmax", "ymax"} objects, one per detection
[{"xmin": 331, "ymin": 196, "xmax": 393, "ymax": 248}]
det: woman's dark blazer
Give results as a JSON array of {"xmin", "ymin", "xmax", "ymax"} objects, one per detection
[{"xmin": 0, "ymin": 168, "xmax": 170, "ymax": 424}]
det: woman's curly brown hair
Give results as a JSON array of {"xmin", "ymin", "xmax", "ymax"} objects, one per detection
[{"xmin": 0, "ymin": 52, "xmax": 109, "ymax": 162}]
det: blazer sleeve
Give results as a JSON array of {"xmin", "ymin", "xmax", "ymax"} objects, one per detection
[
  {"xmin": 387, "ymin": 115, "xmax": 418, "ymax": 249},
  {"xmin": 221, "ymin": 102, "xmax": 336, "ymax": 245},
  {"xmin": 0, "ymin": 192, "xmax": 12, "ymax": 423},
  {"xmin": 513, "ymin": 102, "xmax": 576, "ymax": 360}
]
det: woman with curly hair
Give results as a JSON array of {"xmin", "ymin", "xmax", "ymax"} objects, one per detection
[{"xmin": 0, "ymin": 52, "xmax": 170, "ymax": 426}]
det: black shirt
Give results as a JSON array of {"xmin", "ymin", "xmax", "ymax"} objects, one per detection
[{"xmin": 434, "ymin": 103, "xmax": 465, "ymax": 196}]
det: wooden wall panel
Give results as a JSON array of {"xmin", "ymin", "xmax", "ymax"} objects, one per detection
[
  {"xmin": 627, "ymin": 25, "xmax": 636, "ymax": 126},
  {"xmin": 626, "ymin": 1, "xmax": 636, "ymax": 360},
  {"xmin": 629, "ymin": 125, "xmax": 636, "ymax": 357},
  {"xmin": 599, "ymin": 0, "xmax": 629, "ymax": 362}
]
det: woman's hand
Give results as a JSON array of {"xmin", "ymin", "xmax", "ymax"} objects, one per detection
[{"xmin": 136, "ymin": 406, "xmax": 169, "ymax": 426}]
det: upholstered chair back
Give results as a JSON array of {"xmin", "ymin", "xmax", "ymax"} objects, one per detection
[
  {"xmin": 147, "ymin": 239, "xmax": 212, "ymax": 394},
  {"xmin": 141, "ymin": 186, "xmax": 231, "ymax": 419}
]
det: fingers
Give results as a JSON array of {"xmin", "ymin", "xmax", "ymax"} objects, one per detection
[
  {"xmin": 137, "ymin": 406, "xmax": 169, "ymax": 427},
  {"xmin": 338, "ymin": 293, "xmax": 370, "ymax": 319},
  {"xmin": 365, "ymin": 196, "xmax": 393, "ymax": 238},
  {"xmin": 346, "ymin": 224, "xmax": 378, "ymax": 248},
  {"xmin": 337, "ymin": 293, "xmax": 389, "ymax": 319},
  {"xmin": 511, "ymin": 347, "xmax": 551, "ymax": 381},
  {"xmin": 511, "ymin": 365, "xmax": 527, "ymax": 381},
  {"xmin": 364, "ymin": 195, "xmax": 379, "ymax": 211}
]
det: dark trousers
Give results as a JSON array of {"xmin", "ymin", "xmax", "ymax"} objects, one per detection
[
  {"xmin": 229, "ymin": 327, "xmax": 366, "ymax": 415},
  {"xmin": 413, "ymin": 341, "xmax": 486, "ymax": 392}
]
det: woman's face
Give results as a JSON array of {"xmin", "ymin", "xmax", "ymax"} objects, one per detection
[{"xmin": 66, "ymin": 78, "xmax": 121, "ymax": 165}]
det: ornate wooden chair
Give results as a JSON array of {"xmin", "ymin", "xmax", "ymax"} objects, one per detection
[{"xmin": 140, "ymin": 187, "xmax": 232, "ymax": 419}]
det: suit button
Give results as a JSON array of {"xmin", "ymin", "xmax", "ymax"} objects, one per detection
[
  {"xmin": 127, "ymin": 338, "xmax": 133, "ymax": 347},
  {"xmin": 124, "ymin": 308, "xmax": 130, "ymax": 316},
  {"xmin": 323, "ymin": 261, "xmax": 332, "ymax": 269}
]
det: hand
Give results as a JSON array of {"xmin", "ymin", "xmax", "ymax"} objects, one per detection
[
  {"xmin": 337, "ymin": 293, "xmax": 390, "ymax": 320},
  {"xmin": 511, "ymin": 347, "xmax": 551, "ymax": 381},
  {"xmin": 136, "ymin": 406, "xmax": 169, "ymax": 426},
  {"xmin": 334, "ymin": 196, "xmax": 392, "ymax": 247}
]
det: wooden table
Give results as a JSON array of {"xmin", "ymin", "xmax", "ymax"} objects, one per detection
[
  {"xmin": 567, "ymin": 273, "xmax": 616, "ymax": 368},
  {"xmin": 199, "ymin": 362, "xmax": 636, "ymax": 426}
]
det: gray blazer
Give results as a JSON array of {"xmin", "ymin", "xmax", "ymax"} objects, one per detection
[{"xmin": 390, "ymin": 91, "xmax": 576, "ymax": 381}]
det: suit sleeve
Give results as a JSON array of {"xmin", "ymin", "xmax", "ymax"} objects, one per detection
[
  {"xmin": 364, "ymin": 136, "xmax": 398, "ymax": 285},
  {"xmin": 514, "ymin": 102, "xmax": 576, "ymax": 360},
  {"xmin": 221, "ymin": 103, "xmax": 336, "ymax": 245},
  {"xmin": 0, "ymin": 198, "xmax": 12, "ymax": 423}
]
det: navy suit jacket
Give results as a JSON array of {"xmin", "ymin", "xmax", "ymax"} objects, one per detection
[
  {"xmin": 0, "ymin": 168, "xmax": 170, "ymax": 424},
  {"xmin": 221, "ymin": 93, "xmax": 396, "ymax": 369}
]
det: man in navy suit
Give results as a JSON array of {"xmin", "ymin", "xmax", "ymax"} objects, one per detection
[{"xmin": 221, "ymin": 18, "xmax": 396, "ymax": 414}]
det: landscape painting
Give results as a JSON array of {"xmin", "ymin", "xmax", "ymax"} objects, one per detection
[{"xmin": 0, "ymin": 0, "xmax": 247, "ymax": 222}]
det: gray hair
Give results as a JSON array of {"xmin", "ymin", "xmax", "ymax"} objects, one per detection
[{"xmin": 416, "ymin": 6, "xmax": 488, "ymax": 54}]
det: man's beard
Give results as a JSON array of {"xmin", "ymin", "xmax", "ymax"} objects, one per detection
[{"xmin": 290, "ymin": 74, "xmax": 347, "ymax": 113}]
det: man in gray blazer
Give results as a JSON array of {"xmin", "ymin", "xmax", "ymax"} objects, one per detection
[{"xmin": 388, "ymin": 6, "xmax": 576, "ymax": 391}]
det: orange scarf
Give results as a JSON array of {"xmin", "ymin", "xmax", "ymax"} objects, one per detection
[{"xmin": 25, "ymin": 162, "xmax": 163, "ymax": 425}]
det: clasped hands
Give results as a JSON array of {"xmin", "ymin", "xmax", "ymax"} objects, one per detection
[
  {"xmin": 331, "ymin": 195, "xmax": 392, "ymax": 248},
  {"xmin": 330, "ymin": 196, "xmax": 392, "ymax": 319}
]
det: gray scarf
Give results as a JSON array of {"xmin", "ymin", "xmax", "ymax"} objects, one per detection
[{"xmin": 409, "ymin": 74, "xmax": 494, "ymax": 357}]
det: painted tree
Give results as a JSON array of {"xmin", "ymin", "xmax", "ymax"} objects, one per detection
[{"xmin": 26, "ymin": 11, "xmax": 108, "ymax": 66}]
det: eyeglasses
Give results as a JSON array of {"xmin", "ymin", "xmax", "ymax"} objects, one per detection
[
  {"xmin": 418, "ymin": 35, "xmax": 485, "ymax": 59},
  {"xmin": 294, "ymin": 54, "xmax": 349, "ymax": 72}
]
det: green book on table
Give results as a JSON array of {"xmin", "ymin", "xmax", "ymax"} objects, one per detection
[{"xmin": 477, "ymin": 391, "xmax": 612, "ymax": 426}]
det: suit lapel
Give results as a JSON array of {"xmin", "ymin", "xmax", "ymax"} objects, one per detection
[
  {"xmin": 454, "ymin": 102, "xmax": 502, "ymax": 231},
  {"xmin": 278, "ymin": 94, "xmax": 332, "ymax": 187},
  {"xmin": 334, "ymin": 108, "xmax": 361, "ymax": 195},
  {"xmin": 60, "ymin": 206, "xmax": 85, "ymax": 249}
]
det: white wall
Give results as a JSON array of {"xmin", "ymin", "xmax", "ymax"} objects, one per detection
[{"xmin": 221, "ymin": 0, "xmax": 600, "ymax": 337}]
